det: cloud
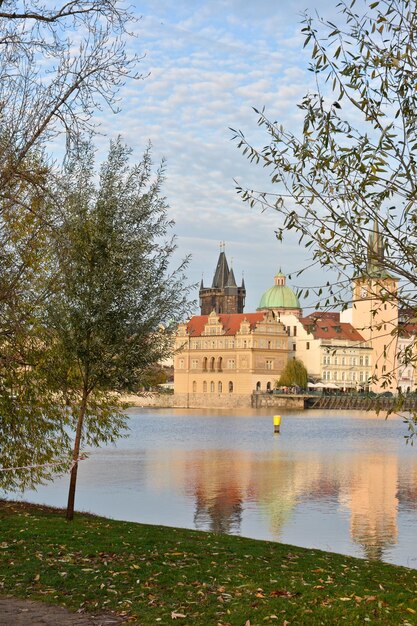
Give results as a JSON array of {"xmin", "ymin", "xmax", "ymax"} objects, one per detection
[{"xmin": 87, "ymin": 1, "xmax": 347, "ymax": 314}]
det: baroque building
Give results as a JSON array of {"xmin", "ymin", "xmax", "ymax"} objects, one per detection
[
  {"xmin": 174, "ymin": 310, "xmax": 289, "ymax": 407},
  {"xmin": 199, "ymin": 244, "xmax": 246, "ymax": 315}
]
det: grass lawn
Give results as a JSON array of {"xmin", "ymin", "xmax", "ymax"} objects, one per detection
[{"xmin": 0, "ymin": 501, "xmax": 416, "ymax": 625}]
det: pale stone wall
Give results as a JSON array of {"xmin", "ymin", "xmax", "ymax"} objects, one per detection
[
  {"xmin": 173, "ymin": 392, "xmax": 252, "ymax": 408},
  {"xmin": 122, "ymin": 393, "xmax": 175, "ymax": 408},
  {"xmin": 252, "ymin": 393, "xmax": 305, "ymax": 409}
]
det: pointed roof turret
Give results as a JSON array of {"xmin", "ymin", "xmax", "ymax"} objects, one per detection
[
  {"xmin": 367, "ymin": 219, "xmax": 391, "ymax": 278},
  {"xmin": 226, "ymin": 267, "xmax": 237, "ymax": 287},
  {"xmin": 212, "ymin": 243, "xmax": 230, "ymax": 288}
]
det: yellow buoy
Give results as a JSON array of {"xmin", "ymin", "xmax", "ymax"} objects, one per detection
[{"xmin": 273, "ymin": 415, "xmax": 281, "ymax": 433}]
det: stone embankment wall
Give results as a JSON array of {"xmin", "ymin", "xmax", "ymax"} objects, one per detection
[
  {"xmin": 173, "ymin": 393, "xmax": 252, "ymax": 408},
  {"xmin": 123, "ymin": 392, "xmax": 307, "ymax": 409},
  {"xmin": 122, "ymin": 393, "xmax": 175, "ymax": 408},
  {"xmin": 252, "ymin": 393, "xmax": 305, "ymax": 409}
]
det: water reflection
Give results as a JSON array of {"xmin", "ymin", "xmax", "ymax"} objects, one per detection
[
  {"xmin": 11, "ymin": 410, "xmax": 417, "ymax": 568},
  {"xmin": 146, "ymin": 447, "xmax": 405, "ymax": 560}
]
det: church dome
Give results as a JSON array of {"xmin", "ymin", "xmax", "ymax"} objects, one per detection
[{"xmin": 258, "ymin": 270, "xmax": 301, "ymax": 312}]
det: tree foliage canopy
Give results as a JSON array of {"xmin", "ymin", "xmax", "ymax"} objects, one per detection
[
  {"xmin": 0, "ymin": 0, "xmax": 141, "ymax": 195},
  {"xmin": 278, "ymin": 358, "xmax": 308, "ymax": 388},
  {"xmin": 232, "ymin": 0, "xmax": 417, "ymax": 313},
  {"xmin": 0, "ymin": 139, "xmax": 192, "ymax": 506}
]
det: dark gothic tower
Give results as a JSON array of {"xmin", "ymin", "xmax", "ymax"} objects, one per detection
[{"xmin": 199, "ymin": 243, "xmax": 246, "ymax": 314}]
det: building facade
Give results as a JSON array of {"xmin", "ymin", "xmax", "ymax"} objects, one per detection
[
  {"xmin": 174, "ymin": 310, "xmax": 289, "ymax": 407},
  {"xmin": 279, "ymin": 312, "xmax": 372, "ymax": 390}
]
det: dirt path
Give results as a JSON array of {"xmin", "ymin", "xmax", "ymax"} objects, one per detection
[{"xmin": 0, "ymin": 597, "xmax": 133, "ymax": 625}]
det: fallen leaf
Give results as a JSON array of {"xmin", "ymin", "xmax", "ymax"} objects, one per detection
[
  {"xmin": 171, "ymin": 611, "xmax": 186, "ymax": 619},
  {"xmin": 269, "ymin": 589, "xmax": 292, "ymax": 598}
]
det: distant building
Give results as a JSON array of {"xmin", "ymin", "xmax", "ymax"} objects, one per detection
[
  {"xmin": 174, "ymin": 310, "xmax": 289, "ymax": 407},
  {"xmin": 199, "ymin": 243, "xmax": 245, "ymax": 315},
  {"xmin": 280, "ymin": 312, "xmax": 372, "ymax": 390}
]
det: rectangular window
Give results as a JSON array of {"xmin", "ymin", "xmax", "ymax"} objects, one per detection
[
  {"xmin": 228, "ymin": 359, "xmax": 235, "ymax": 369},
  {"xmin": 191, "ymin": 359, "xmax": 198, "ymax": 369},
  {"xmin": 306, "ymin": 342, "xmax": 310, "ymax": 350},
  {"xmin": 266, "ymin": 359, "xmax": 274, "ymax": 370}
]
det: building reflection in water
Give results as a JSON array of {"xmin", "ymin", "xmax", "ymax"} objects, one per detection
[
  {"xmin": 147, "ymin": 446, "xmax": 416, "ymax": 562},
  {"xmin": 339, "ymin": 455, "xmax": 398, "ymax": 560}
]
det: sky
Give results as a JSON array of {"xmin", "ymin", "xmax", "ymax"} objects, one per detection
[{"xmin": 93, "ymin": 0, "xmax": 343, "ymax": 313}]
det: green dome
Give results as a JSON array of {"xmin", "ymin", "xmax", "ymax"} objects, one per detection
[
  {"xmin": 258, "ymin": 270, "xmax": 300, "ymax": 311},
  {"xmin": 258, "ymin": 285, "xmax": 300, "ymax": 310}
]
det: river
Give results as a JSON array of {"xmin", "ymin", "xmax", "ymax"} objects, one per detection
[{"xmin": 9, "ymin": 408, "xmax": 417, "ymax": 569}]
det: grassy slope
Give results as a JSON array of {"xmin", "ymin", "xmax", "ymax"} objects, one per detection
[{"xmin": 0, "ymin": 501, "xmax": 416, "ymax": 625}]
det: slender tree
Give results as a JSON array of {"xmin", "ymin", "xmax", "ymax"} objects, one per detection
[
  {"xmin": 278, "ymin": 359, "xmax": 308, "ymax": 389},
  {"xmin": 232, "ymin": 0, "xmax": 417, "ymax": 309},
  {"xmin": 44, "ymin": 138, "xmax": 191, "ymax": 520}
]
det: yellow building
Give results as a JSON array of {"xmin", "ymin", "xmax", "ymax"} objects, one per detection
[{"xmin": 174, "ymin": 310, "xmax": 289, "ymax": 407}]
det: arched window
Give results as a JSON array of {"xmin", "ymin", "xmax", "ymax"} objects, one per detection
[
  {"xmin": 218, "ymin": 356, "xmax": 223, "ymax": 372},
  {"xmin": 210, "ymin": 381, "xmax": 215, "ymax": 392},
  {"xmin": 203, "ymin": 357, "xmax": 208, "ymax": 372},
  {"xmin": 210, "ymin": 357, "xmax": 215, "ymax": 371},
  {"xmin": 203, "ymin": 381, "xmax": 207, "ymax": 393},
  {"xmin": 228, "ymin": 381, "xmax": 234, "ymax": 393},
  {"xmin": 266, "ymin": 382, "xmax": 271, "ymax": 391},
  {"xmin": 192, "ymin": 381, "xmax": 197, "ymax": 393},
  {"xmin": 256, "ymin": 381, "xmax": 261, "ymax": 391},
  {"xmin": 218, "ymin": 381, "xmax": 222, "ymax": 393}
]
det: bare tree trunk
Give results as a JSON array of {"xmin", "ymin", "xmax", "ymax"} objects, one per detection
[{"xmin": 66, "ymin": 388, "xmax": 88, "ymax": 521}]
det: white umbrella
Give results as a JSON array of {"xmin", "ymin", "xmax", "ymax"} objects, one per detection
[
  {"xmin": 314, "ymin": 382, "xmax": 326, "ymax": 389},
  {"xmin": 324, "ymin": 382, "xmax": 339, "ymax": 389}
]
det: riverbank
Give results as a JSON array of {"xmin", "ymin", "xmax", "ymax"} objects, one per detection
[{"xmin": 1, "ymin": 501, "xmax": 416, "ymax": 625}]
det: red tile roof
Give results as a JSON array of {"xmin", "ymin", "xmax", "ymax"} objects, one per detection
[
  {"xmin": 300, "ymin": 316, "xmax": 365, "ymax": 342},
  {"xmin": 186, "ymin": 312, "xmax": 268, "ymax": 337},
  {"xmin": 398, "ymin": 323, "xmax": 417, "ymax": 338}
]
